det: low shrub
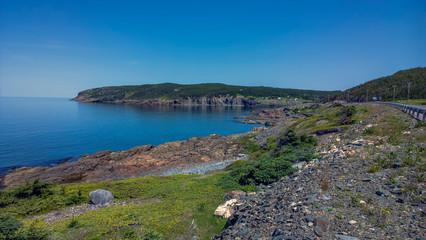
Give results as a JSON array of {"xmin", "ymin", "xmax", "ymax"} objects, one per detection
[
  {"xmin": 0, "ymin": 213, "xmax": 50, "ymax": 239},
  {"xmin": 336, "ymin": 106, "xmax": 357, "ymax": 125},
  {"xmin": 367, "ymin": 164, "xmax": 381, "ymax": 173},
  {"xmin": 238, "ymin": 136, "xmax": 260, "ymax": 153},
  {"xmin": 230, "ymin": 156, "xmax": 295, "ymax": 185},
  {"xmin": 13, "ymin": 179, "xmax": 55, "ymax": 199},
  {"xmin": 415, "ymin": 121, "xmax": 426, "ymax": 128},
  {"xmin": 0, "ymin": 212, "xmax": 22, "ymax": 239},
  {"xmin": 222, "ymin": 129, "xmax": 317, "ymax": 186},
  {"xmin": 363, "ymin": 127, "xmax": 375, "ymax": 135}
]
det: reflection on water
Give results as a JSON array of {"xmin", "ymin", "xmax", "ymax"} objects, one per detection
[{"xmin": 0, "ymin": 97, "xmax": 261, "ymax": 171}]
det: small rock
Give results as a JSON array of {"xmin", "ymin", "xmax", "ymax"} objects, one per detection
[
  {"xmin": 306, "ymin": 194, "xmax": 318, "ymax": 203},
  {"xmin": 375, "ymin": 190, "xmax": 384, "ymax": 196},
  {"xmin": 335, "ymin": 234, "xmax": 360, "ymax": 240},
  {"xmin": 349, "ymin": 220, "xmax": 357, "ymax": 225},
  {"xmin": 272, "ymin": 228, "xmax": 284, "ymax": 236},
  {"xmin": 308, "ymin": 222, "xmax": 314, "ymax": 227},
  {"xmin": 392, "ymin": 161, "xmax": 402, "ymax": 169},
  {"xmin": 314, "ymin": 226, "xmax": 324, "ymax": 237},
  {"xmin": 391, "ymin": 188, "xmax": 403, "ymax": 195},
  {"xmin": 292, "ymin": 162, "xmax": 306, "ymax": 170},
  {"xmin": 321, "ymin": 194, "xmax": 332, "ymax": 200},
  {"xmin": 89, "ymin": 189, "xmax": 114, "ymax": 205},
  {"xmin": 315, "ymin": 218, "xmax": 329, "ymax": 232},
  {"xmin": 305, "ymin": 215, "xmax": 315, "ymax": 223},
  {"xmin": 359, "ymin": 200, "xmax": 366, "ymax": 204},
  {"xmin": 236, "ymin": 227, "xmax": 248, "ymax": 237}
]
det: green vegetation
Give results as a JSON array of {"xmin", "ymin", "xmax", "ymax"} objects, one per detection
[
  {"xmin": 362, "ymin": 114, "xmax": 409, "ymax": 144},
  {"xmin": 0, "ymin": 174, "xmax": 248, "ymax": 239},
  {"xmin": 396, "ymin": 99, "xmax": 426, "ymax": 106},
  {"xmin": 415, "ymin": 121, "xmax": 426, "ymax": 128},
  {"xmin": 0, "ymin": 213, "xmax": 50, "ymax": 239},
  {"xmin": 336, "ymin": 67, "xmax": 426, "ymax": 102},
  {"xmin": 0, "ymin": 180, "xmax": 88, "ymax": 216},
  {"xmin": 220, "ymin": 129, "xmax": 317, "ymax": 187},
  {"xmin": 75, "ymin": 83, "xmax": 341, "ymax": 102},
  {"xmin": 290, "ymin": 104, "xmax": 365, "ymax": 134}
]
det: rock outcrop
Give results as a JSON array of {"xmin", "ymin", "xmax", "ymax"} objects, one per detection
[
  {"xmin": 0, "ymin": 134, "xmax": 248, "ymax": 188},
  {"xmin": 74, "ymin": 92, "xmax": 258, "ymax": 106}
]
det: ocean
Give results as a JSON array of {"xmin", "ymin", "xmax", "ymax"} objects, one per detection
[{"xmin": 0, "ymin": 97, "xmax": 260, "ymax": 175}]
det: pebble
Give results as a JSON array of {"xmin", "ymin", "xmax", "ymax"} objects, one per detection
[
  {"xmin": 335, "ymin": 234, "xmax": 360, "ymax": 240},
  {"xmin": 314, "ymin": 226, "xmax": 324, "ymax": 237},
  {"xmin": 349, "ymin": 220, "xmax": 357, "ymax": 225}
]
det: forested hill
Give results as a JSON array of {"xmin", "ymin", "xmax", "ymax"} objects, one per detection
[
  {"xmin": 337, "ymin": 67, "xmax": 426, "ymax": 102},
  {"xmin": 73, "ymin": 83, "xmax": 340, "ymax": 103}
]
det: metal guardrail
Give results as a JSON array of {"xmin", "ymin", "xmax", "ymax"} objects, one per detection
[{"xmin": 379, "ymin": 102, "xmax": 426, "ymax": 121}]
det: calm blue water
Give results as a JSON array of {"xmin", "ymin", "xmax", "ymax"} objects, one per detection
[{"xmin": 0, "ymin": 97, "xmax": 260, "ymax": 175}]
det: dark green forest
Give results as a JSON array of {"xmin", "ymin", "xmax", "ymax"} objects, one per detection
[
  {"xmin": 75, "ymin": 83, "xmax": 341, "ymax": 101},
  {"xmin": 336, "ymin": 67, "xmax": 426, "ymax": 102}
]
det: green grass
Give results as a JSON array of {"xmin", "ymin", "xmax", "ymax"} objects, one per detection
[
  {"xmin": 361, "ymin": 114, "xmax": 409, "ymax": 142},
  {"xmin": 395, "ymin": 99, "xmax": 426, "ymax": 106},
  {"xmin": 292, "ymin": 104, "xmax": 365, "ymax": 134},
  {"xmin": 1, "ymin": 173, "xmax": 243, "ymax": 240}
]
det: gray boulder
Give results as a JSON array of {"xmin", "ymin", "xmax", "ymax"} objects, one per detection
[{"xmin": 89, "ymin": 189, "xmax": 114, "ymax": 205}]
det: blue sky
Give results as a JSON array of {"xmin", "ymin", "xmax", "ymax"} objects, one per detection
[{"xmin": 1, "ymin": 0, "xmax": 425, "ymax": 97}]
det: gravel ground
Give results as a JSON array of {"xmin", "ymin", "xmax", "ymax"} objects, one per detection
[{"xmin": 214, "ymin": 104, "xmax": 425, "ymax": 240}]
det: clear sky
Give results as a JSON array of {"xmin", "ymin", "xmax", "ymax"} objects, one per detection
[{"xmin": 1, "ymin": 0, "xmax": 425, "ymax": 97}]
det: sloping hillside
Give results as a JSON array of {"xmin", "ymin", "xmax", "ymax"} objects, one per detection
[{"xmin": 337, "ymin": 67, "xmax": 426, "ymax": 102}]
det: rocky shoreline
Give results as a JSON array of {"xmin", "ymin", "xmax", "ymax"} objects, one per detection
[
  {"xmin": 0, "ymin": 101, "xmax": 310, "ymax": 189},
  {"xmin": 0, "ymin": 133, "xmax": 255, "ymax": 189}
]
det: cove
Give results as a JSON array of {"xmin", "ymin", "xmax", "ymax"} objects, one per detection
[{"xmin": 0, "ymin": 97, "xmax": 261, "ymax": 175}]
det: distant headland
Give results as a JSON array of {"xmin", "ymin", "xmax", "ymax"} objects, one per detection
[{"xmin": 72, "ymin": 83, "xmax": 341, "ymax": 106}]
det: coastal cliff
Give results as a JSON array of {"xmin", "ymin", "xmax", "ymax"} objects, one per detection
[{"xmin": 73, "ymin": 92, "xmax": 258, "ymax": 106}]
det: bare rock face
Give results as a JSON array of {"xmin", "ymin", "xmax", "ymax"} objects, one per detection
[
  {"xmin": 89, "ymin": 189, "xmax": 114, "ymax": 205},
  {"xmin": 1, "ymin": 134, "xmax": 247, "ymax": 188}
]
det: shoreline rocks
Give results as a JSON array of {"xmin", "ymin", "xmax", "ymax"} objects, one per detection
[{"xmin": 0, "ymin": 134, "xmax": 250, "ymax": 189}]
